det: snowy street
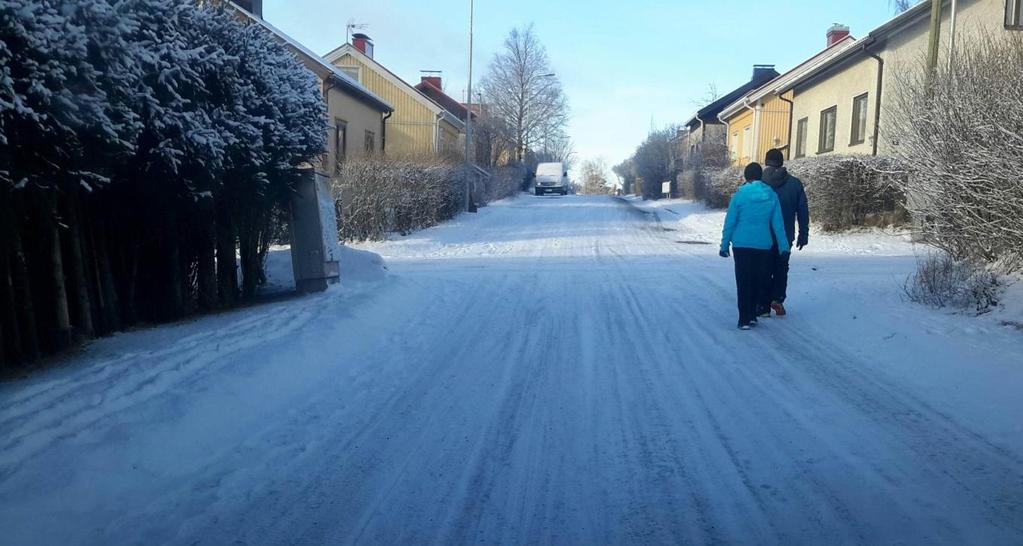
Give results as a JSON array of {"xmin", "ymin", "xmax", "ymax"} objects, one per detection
[{"xmin": 2, "ymin": 195, "xmax": 1022, "ymax": 545}]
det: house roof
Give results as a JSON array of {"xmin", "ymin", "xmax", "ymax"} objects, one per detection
[
  {"xmin": 228, "ymin": 2, "xmax": 392, "ymax": 112},
  {"xmin": 718, "ymin": 36, "xmax": 858, "ymax": 121},
  {"xmin": 324, "ymin": 44, "xmax": 465, "ymax": 131},
  {"xmin": 414, "ymin": 80, "xmax": 478, "ymax": 123},
  {"xmin": 685, "ymin": 67, "xmax": 780, "ymax": 129},
  {"xmin": 778, "ymin": 0, "xmax": 941, "ymax": 93}
]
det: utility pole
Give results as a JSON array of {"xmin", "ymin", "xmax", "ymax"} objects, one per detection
[
  {"xmin": 926, "ymin": 0, "xmax": 943, "ymax": 73},
  {"xmin": 948, "ymin": 0, "xmax": 959, "ymax": 71},
  {"xmin": 463, "ymin": 0, "xmax": 475, "ymax": 212}
]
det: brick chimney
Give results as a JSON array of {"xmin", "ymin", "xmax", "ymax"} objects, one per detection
[
  {"xmin": 234, "ymin": 0, "xmax": 262, "ymax": 18},
  {"xmin": 827, "ymin": 24, "xmax": 850, "ymax": 47},
  {"xmin": 421, "ymin": 75, "xmax": 442, "ymax": 90},
  {"xmin": 352, "ymin": 33, "xmax": 374, "ymax": 59}
]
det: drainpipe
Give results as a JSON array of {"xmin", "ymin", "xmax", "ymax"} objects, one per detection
[
  {"xmin": 715, "ymin": 112, "xmax": 730, "ymax": 163},
  {"xmin": 927, "ymin": 0, "xmax": 943, "ymax": 73},
  {"xmin": 743, "ymin": 97, "xmax": 762, "ymax": 163},
  {"xmin": 323, "ymin": 78, "xmax": 338, "ymax": 171},
  {"xmin": 779, "ymin": 94, "xmax": 794, "ymax": 159},
  {"xmin": 948, "ymin": 0, "xmax": 959, "ymax": 71},
  {"xmin": 867, "ymin": 47, "xmax": 884, "ymax": 157},
  {"xmin": 434, "ymin": 112, "xmax": 442, "ymax": 153},
  {"xmin": 381, "ymin": 111, "xmax": 392, "ymax": 154}
]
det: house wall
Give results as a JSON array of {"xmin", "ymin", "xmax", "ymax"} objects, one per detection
[
  {"xmin": 758, "ymin": 92, "xmax": 792, "ymax": 159},
  {"xmin": 792, "ymin": 0, "xmax": 1007, "ymax": 159},
  {"xmin": 323, "ymin": 84, "xmax": 383, "ymax": 174},
  {"xmin": 790, "ymin": 55, "xmax": 877, "ymax": 158},
  {"xmin": 725, "ymin": 109, "xmax": 755, "ymax": 166},
  {"xmin": 437, "ymin": 119, "xmax": 462, "ymax": 157},
  {"xmin": 334, "ymin": 52, "xmax": 439, "ymax": 157},
  {"xmin": 877, "ymin": 0, "xmax": 1005, "ymax": 154}
]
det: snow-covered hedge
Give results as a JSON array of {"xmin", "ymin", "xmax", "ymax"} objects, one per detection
[
  {"xmin": 335, "ymin": 158, "xmax": 464, "ymax": 241},
  {"xmin": 787, "ymin": 155, "xmax": 907, "ymax": 231},
  {"xmin": 0, "ymin": 0, "xmax": 326, "ymax": 367},
  {"xmin": 888, "ymin": 33, "xmax": 1023, "ymax": 272},
  {"xmin": 698, "ymin": 156, "xmax": 907, "ymax": 232}
]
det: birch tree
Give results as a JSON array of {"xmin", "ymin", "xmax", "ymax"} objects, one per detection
[{"xmin": 480, "ymin": 25, "xmax": 570, "ymax": 163}]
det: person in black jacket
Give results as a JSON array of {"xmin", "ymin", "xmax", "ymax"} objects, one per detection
[{"xmin": 760, "ymin": 148, "xmax": 809, "ymax": 317}]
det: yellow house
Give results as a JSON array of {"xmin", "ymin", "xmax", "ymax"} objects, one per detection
[
  {"xmin": 783, "ymin": 0, "xmax": 1011, "ymax": 160},
  {"xmin": 719, "ymin": 28, "xmax": 859, "ymax": 166},
  {"xmin": 324, "ymin": 36, "xmax": 465, "ymax": 158}
]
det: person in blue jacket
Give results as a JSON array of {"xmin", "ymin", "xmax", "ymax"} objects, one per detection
[{"xmin": 719, "ymin": 162, "xmax": 791, "ymax": 330}]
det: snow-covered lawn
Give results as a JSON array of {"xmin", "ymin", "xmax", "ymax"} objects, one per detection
[{"xmin": 1, "ymin": 195, "xmax": 1021, "ymax": 545}]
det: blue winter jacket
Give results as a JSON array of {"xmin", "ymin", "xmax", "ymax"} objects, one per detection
[{"xmin": 720, "ymin": 181, "xmax": 791, "ymax": 254}]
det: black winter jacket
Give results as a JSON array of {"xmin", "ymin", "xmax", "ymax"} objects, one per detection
[{"xmin": 763, "ymin": 166, "xmax": 809, "ymax": 246}]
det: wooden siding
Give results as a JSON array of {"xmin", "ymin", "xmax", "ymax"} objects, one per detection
[
  {"xmin": 758, "ymin": 93, "xmax": 792, "ymax": 159},
  {"xmin": 334, "ymin": 52, "xmax": 439, "ymax": 157},
  {"xmin": 726, "ymin": 109, "xmax": 754, "ymax": 166}
]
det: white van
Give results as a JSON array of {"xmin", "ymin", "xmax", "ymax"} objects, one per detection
[{"xmin": 534, "ymin": 162, "xmax": 568, "ymax": 196}]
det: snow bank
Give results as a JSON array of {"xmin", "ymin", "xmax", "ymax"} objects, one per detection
[{"xmin": 263, "ymin": 244, "xmax": 387, "ymax": 292}]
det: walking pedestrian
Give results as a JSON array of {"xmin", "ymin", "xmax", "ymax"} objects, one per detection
[
  {"xmin": 720, "ymin": 162, "xmax": 790, "ymax": 330},
  {"xmin": 761, "ymin": 148, "xmax": 809, "ymax": 317}
]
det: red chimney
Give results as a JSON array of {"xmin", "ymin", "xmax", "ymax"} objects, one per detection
[
  {"xmin": 421, "ymin": 75, "xmax": 442, "ymax": 90},
  {"xmin": 352, "ymin": 33, "xmax": 374, "ymax": 59},
  {"xmin": 827, "ymin": 24, "xmax": 850, "ymax": 47}
]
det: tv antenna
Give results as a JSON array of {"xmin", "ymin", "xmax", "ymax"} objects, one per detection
[{"xmin": 346, "ymin": 19, "xmax": 368, "ymax": 44}]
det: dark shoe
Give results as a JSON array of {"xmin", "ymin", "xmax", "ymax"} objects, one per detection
[
  {"xmin": 771, "ymin": 301, "xmax": 787, "ymax": 316},
  {"xmin": 756, "ymin": 308, "xmax": 771, "ymax": 318},
  {"xmin": 750, "ymin": 317, "xmax": 759, "ymax": 327},
  {"xmin": 738, "ymin": 321, "xmax": 752, "ymax": 330}
]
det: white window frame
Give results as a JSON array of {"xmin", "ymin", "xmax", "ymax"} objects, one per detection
[{"xmin": 339, "ymin": 65, "xmax": 360, "ymax": 82}]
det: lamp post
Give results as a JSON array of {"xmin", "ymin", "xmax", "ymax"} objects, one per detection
[{"xmin": 463, "ymin": 0, "xmax": 475, "ymax": 212}]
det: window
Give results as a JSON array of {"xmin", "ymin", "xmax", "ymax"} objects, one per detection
[
  {"xmin": 334, "ymin": 119, "xmax": 347, "ymax": 168},
  {"xmin": 818, "ymin": 106, "xmax": 837, "ymax": 153},
  {"xmin": 742, "ymin": 126, "xmax": 753, "ymax": 162},
  {"xmin": 339, "ymin": 65, "xmax": 360, "ymax": 82},
  {"xmin": 1007, "ymin": 0, "xmax": 1023, "ymax": 28},
  {"xmin": 795, "ymin": 117, "xmax": 808, "ymax": 158},
  {"xmin": 851, "ymin": 93, "xmax": 869, "ymax": 145},
  {"xmin": 730, "ymin": 132, "xmax": 738, "ymax": 160},
  {"xmin": 364, "ymin": 130, "xmax": 375, "ymax": 153}
]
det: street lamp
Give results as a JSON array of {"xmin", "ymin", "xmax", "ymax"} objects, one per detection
[{"xmin": 463, "ymin": 0, "xmax": 475, "ymax": 213}]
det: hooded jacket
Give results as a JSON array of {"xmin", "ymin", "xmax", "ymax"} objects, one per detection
[
  {"xmin": 762, "ymin": 166, "xmax": 809, "ymax": 246},
  {"xmin": 720, "ymin": 181, "xmax": 790, "ymax": 254}
]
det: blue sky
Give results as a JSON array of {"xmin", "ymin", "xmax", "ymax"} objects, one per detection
[{"xmin": 265, "ymin": 0, "xmax": 905, "ymax": 171}]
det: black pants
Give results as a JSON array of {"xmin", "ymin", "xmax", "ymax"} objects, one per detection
[
  {"xmin": 768, "ymin": 245, "xmax": 791, "ymax": 304},
  {"xmin": 733, "ymin": 247, "xmax": 772, "ymax": 325}
]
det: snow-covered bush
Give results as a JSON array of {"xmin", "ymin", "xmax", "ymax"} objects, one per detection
[
  {"xmin": 485, "ymin": 164, "xmax": 526, "ymax": 202},
  {"xmin": 786, "ymin": 155, "xmax": 907, "ymax": 232},
  {"xmin": 334, "ymin": 157, "xmax": 463, "ymax": 241},
  {"xmin": 905, "ymin": 252, "xmax": 1000, "ymax": 312},
  {"xmin": 699, "ymin": 164, "xmax": 743, "ymax": 209},
  {"xmin": 887, "ymin": 33, "xmax": 1023, "ymax": 271}
]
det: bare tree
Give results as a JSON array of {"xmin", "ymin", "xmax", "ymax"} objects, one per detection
[
  {"xmin": 691, "ymin": 83, "xmax": 720, "ymax": 109},
  {"xmin": 890, "ymin": 0, "xmax": 912, "ymax": 13},
  {"xmin": 479, "ymin": 25, "xmax": 570, "ymax": 162},
  {"xmin": 579, "ymin": 158, "xmax": 611, "ymax": 194}
]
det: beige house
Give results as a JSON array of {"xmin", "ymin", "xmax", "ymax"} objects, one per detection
[
  {"xmin": 324, "ymin": 36, "xmax": 465, "ymax": 158},
  {"xmin": 783, "ymin": 0, "xmax": 1012, "ymax": 159}
]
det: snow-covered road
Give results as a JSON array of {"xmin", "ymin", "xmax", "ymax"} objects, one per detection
[{"xmin": 2, "ymin": 195, "xmax": 1022, "ymax": 545}]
